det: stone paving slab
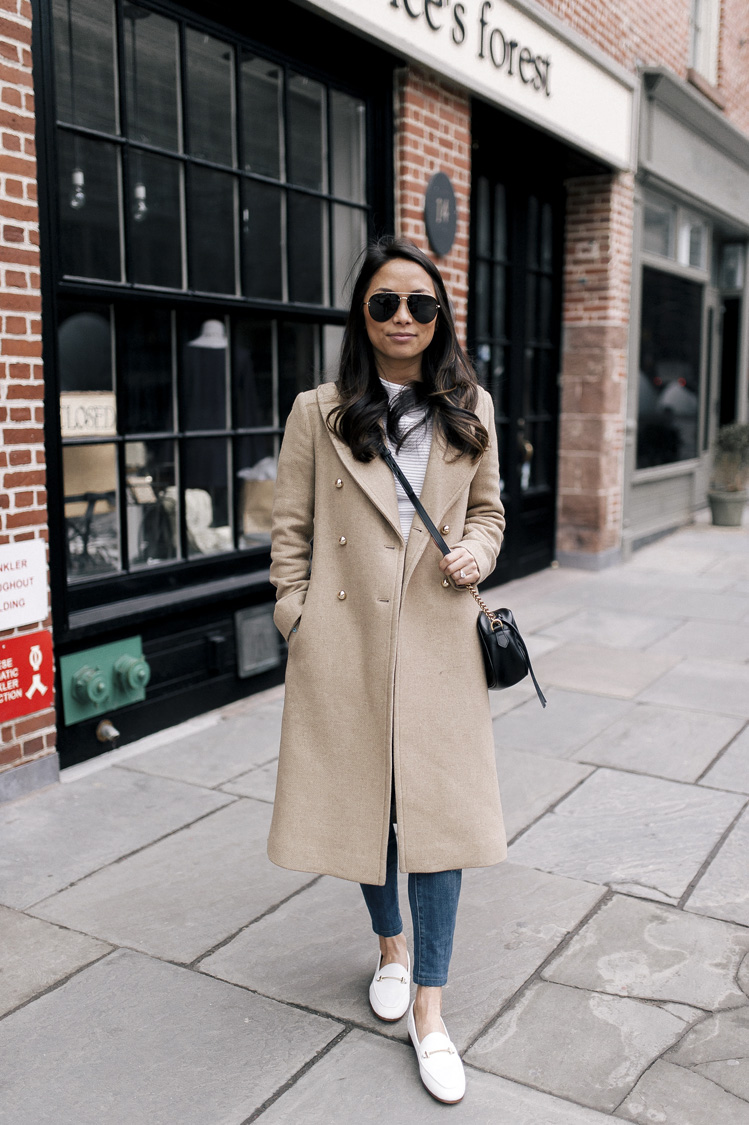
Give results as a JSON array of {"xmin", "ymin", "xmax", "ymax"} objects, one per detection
[
  {"xmin": 494, "ymin": 599, "xmax": 576, "ymax": 634},
  {"xmin": 30, "ymin": 798, "xmax": 315, "ymax": 963},
  {"xmin": 667, "ymin": 1006, "xmax": 749, "ymax": 1102},
  {"xmin": 701, "ymin": 725, "xmax": 749, "ymax": 793},
  {"xmin": 576, "ymin": 704, "xmax": 743, "ymax": 783},
  {"xmin": 122, "ymin": 700, "xmax": 283, "ymax": 788},
  {"xmin": 705, "ymin": 554, "xmax": 749, "ymax": 578},
  {"xmin": 647, "ymin": 620, "xmax": 749, "ymax": 663},
  {"xmin": 639, "ymin": 658, "xmax": 749, "ymax": 718},
  {"xmin": 200, "ymin": 861, "xmax": 604, "ymax": 1052},
  {"xmin": 616, "ymin": 1059, "xmax": 749, "ymax": 1124},
  {"xmin": 626, "ymin": 546, "xmax": 724, "ymax": 574},
  {"xmin": 508, "ymin": 769, "xmax": 745, "ymax": 904},
  {"xmin": 533, "ymin": 644, "xmax": 680, "ymax": 699},
  {"xmin": 686, "ymin": 806, "xmax": 749, "ymax": 927},
  {"xmin": 542, "ymin": 894, "xmax": 749, "ymax": 1010},
  {"xmin": 0, "ymin": 948, "xmax": 341, "ymax": 1125},
  {"xmin": 0, "ymin": 904, "xmax": 111, "ymax": 1017},
  {"xmin": 496, "ymin": 747, "xmax": 593, "ymax": 839},
  {"xmin": 489, "ymin": 678, "xmax": 536, "ymax": 717},
  {"xmin": 260, "ymin": 1027, "xmax": 616, "ymax": 1124},
  {"xmin": 466, "ymin": 979, "xmax": 687, "ymax": 1113},
  {"xmin": 220, "ymin": 758, "xmax": 278, "ymax": 802},
  {"xmin": 0, "ymin": 767, "xmax": 233, "ymax": 910},
  {"xmin": 638, "ymin": 589, "xmax": 749, "ymax": 622},
  {"xmin": 493, "ymin": 689, "xmax": 632, "ymax": 758},
  {"xmin": 544, "ymin": 575, "xmax": 667, "ymax": 612},
  {"xmin": 540, "ymin": 608, "xmax": 679, "ymax": 650}
]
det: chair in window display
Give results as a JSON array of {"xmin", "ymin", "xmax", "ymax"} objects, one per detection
[{"xmin": 63, "ymin": 444, "xmax": 118, "ymax": 573}]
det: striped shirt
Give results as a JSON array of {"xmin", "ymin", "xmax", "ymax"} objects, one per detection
[{"xmin": 380, "ymin": 377, "xmax": 433, "ymax": 545}]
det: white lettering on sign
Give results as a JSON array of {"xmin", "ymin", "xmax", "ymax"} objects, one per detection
[
  {"xmin": 294, "ymin": 0, "xmax": 634, "ymax": 169},
  {"xmin": 435, "ymin": 197, "xmax": 451, "ymax": 223},
  {"xmin": 0, "ymin": 539, "xmax": 47, "ymax": 630}
]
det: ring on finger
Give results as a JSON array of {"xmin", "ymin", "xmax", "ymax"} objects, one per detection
[{"xmin": 459, "ymin": 569, "xmax": 466, "ymax": 579}]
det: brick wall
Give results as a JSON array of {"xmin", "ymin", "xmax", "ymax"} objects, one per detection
[
  {"xmin": 394, "ymin": 66, "xmax": 471, "ymax": 344},
  {"xmin": 557, "ymin": 172, "xmax": 635, "ymax": 557},
  {"xmin": 0, "ymin": 0, "xmax": 55, "ymax": 781},
  {"xmin": 539, "ymin": 0, "xmax": 749, "ymax": 136}
]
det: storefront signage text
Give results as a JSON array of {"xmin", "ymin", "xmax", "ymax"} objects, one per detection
[
  {"xmin": 0, "ymin": 539, "xmax": 47, "ymax": 631},
  {"xmin": 60, "ymin": 391, "xmax": 117, "ymax": 439},
  {"xmin": 390, "ymin": 0, "xmax": 551, "ymax": 96}
]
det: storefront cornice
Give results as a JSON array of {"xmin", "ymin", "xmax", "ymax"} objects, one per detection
[
  {"xmin": 642, "ymin": 67, "xmax": 749, "ymax": 172},
  {"xmin": 291, "ymin": 0, "xmax": 636, "ymax": 171}
]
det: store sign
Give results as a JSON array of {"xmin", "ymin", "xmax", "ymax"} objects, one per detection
[
  {"xmin": 424, "ymin": 172, "xmax": 457, "ymax": 256},
  {"xmin": 0, "ymin": 630, "xmax": 53, "ymax": 722},
  {"xmin": 0, "ymin": 539, "xmax": 48, "ymax": 631},
  {"xmin": 60, "ymin": 391, "xmax": 117, "ymax": 438},
  {"xmin": 293, "ymin": 0, "xmax": 634, "ymax": 169}
]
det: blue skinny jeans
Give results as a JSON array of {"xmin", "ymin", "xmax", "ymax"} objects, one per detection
[{"xmin": 360, "ymin": 820, "xmax": 462, "ymax": 987}]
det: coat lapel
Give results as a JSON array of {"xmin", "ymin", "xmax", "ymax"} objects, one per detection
[{"xmin": 316, "ymin": 386, "xmax": 403, "ymax": 541}]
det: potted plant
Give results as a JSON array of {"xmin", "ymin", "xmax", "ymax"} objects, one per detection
[{"xmin": 708, "ymin": 423, "xmax": 749, "ymax": 526}]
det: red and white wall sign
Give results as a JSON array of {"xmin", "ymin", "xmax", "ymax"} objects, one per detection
[{"xmin": 0, "ymin": 630, "xmax": 54, "ymax": 723}]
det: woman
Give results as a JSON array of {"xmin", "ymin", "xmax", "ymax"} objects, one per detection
[{"xmin": 269, "ymin": 236, "xmax": 506, "ymax": 1104}]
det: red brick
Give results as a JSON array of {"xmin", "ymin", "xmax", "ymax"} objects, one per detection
[
  {"xmin": 5, "ymin": 509, "xmax": 46, "ymax": 528},
  {"xmin": 4, "ymin": 469, "xmax": 44, "ymax": 487}
]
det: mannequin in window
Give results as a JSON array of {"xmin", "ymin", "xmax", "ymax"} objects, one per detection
[{"xmin": 182, "ymin": 319, "xmax": 229, "ymax": 528}]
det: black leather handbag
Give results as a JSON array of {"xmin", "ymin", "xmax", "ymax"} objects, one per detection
[{"xmin": 382, "ymin": 447, "xmax": 547, "ymax": 707}]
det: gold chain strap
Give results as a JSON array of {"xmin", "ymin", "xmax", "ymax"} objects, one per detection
[{"xmin": 466, "ymin": 583, "xmax": 500, "ymax": 626}]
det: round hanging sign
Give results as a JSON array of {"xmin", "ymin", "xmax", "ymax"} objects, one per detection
[{"xmin": 424, "ymin": 172, "xmax": 457, "ymax": 257}]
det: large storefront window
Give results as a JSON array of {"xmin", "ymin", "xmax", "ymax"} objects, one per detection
[
  {"xmin": 51, "ymin": 0, "xmax": 369, "ymax": 591},
  {"xmin": 637, "ymin": 269, "xmax": 703, "ymax": 468}
]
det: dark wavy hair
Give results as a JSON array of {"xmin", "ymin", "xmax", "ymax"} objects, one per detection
[{"xmin": 327, "ymin": 236, "xmax": 489, "ymax": 462}]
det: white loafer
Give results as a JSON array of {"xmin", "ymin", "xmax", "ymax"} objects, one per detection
[
  {"xmin": 369, "ymin": 950, "xmax": 411, "ymax": 1021},
  {"xmin": 407, "ymin": 1000, "xmax": 466, "ymax": 1104}
]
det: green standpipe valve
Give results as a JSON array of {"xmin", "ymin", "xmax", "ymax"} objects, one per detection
[
  {"xmin": 72, "ymin": 666, "xmax": 109, "ymax": 706},
  {"xmin": 114, "ymin": 654, "xmax": 151, "ymax": 692}
]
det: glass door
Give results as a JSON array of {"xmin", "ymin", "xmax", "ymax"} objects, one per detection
[{"xmin": 470, "ymin": 157, "xmax": 564, "ymax": 581}]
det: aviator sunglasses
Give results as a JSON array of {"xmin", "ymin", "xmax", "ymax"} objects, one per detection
[{"xmin": 366, "ymin": 292, "xmax": 440, "ymax": 324}]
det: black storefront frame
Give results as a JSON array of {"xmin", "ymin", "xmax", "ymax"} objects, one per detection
[{"xmin": 32, "ymin": 0, "xmax": 395, "ymax": 763}]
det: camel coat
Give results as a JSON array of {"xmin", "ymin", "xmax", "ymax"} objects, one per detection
[{"xmin": 267, "ymin": 381, "xmax": 507, "ymax": 885}]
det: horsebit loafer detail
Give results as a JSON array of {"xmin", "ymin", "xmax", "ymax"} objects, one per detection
[
  {"xmin": 407, "ymin": 1001, "xmax": 466, "ymax": 1104},
  {"xmin": 369, "ymin": 950, "xmax": 411, "ymax": 1022}
]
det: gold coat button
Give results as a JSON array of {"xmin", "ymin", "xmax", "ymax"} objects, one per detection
[
  {"xmin": 339, "ymin": 536, "xmax": 347, "ymax": 545},
  {"xmin": 442, "ymin": 524, "xmax": 450, "ymax": 533},
  {"xmin": 337, "ymin": 590, "xmax": 347, "ymax": 600},
  {"xmin": 335, "ymin": 478, "xmax": 343, "ymax": 489},
  {"xmin": 441, "ymin": 578, "xmax": 450, "ymax": 587}
]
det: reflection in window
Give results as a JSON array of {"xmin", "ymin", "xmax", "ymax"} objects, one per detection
[
  {"xmin": 332, "ymin": 204, "xmax": 366, "ymax": 307},
  {"xmin": 120, "ymin": 306, "xmax": 173, "ymax": 433},
  {"xmin": 124, "ymin": 6, "xmax": 180, "ymax": 151},
  {"xmin": 63, "ymin": 443, "xmax": 119, "ymax": 578},
  {"xmin": 126, "ymin": 439, "xmax": 177, "ymax": 567},
  {"xmin": 279, "ymin": 322, "xmax": 317, "ymax": 421},
  {"xmin": 643, "ymin": 197, "xmax": 674, "ymax": 259},
  {"xmin": 241, "ymin": 54, "xmax": 282, "ymax": 177},
  {"xmin": 288, "ymin": 193, "xmax": 326, "ymax": 304},
  {"xmin": 185, "ymin": 28, "xmax": 235, "ymax": 166},
  {"xmin": 187, "ymin": 168, "xmax": 237, "ymax": 294},
  {"xmin": 233, "ymin": 318, "xmax": 274, "ymax": 428},
  {"xmin": 241, "ymin": 181, "xmax": 283, "ymax": 301},
  {"xmin": 180, "ymin": 315, "xmax": 229, "ymax": 432},
  {"xmin": 330, "ymin": 91, "xmax": 365, "ymax": 202},
  {"xmin": 58, "ymin": 133, "xmax": 122, "ymax": 280},
  {"xmin": 53, "ymin": 0, "xmax": 117, "ymax": 133},
  {"xmin": 128, "ymin": 152, "xmax": 182, "ymax": 288},
  {"xmin": 236, "ymin": 434, "xmax": 277, "ymax": 548},
  {"xmin": 182, "ymin": 438, "xmax": 232, "ymax": 557},
  {"xmin": 287, "ymin": 73, "xmax": 325, "ymax": 190},
  {"xmin": 637, "ymin": 268, "xmax": 702, "ymax": 469}
]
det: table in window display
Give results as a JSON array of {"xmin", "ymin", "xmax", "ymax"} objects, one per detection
[
  {"xmin": 126, "ymin": 440, "xmax": 178, "ymax": 568},
  {"xmin": 63, "ymin": 444, "xmax": 119, "ymax": 578},
  {"xmin": 181, "ymin": 438, "xmax": 232, "ymax": 557}
]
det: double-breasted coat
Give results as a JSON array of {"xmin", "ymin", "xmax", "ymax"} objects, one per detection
[{"xmin": 267, "ymin": 381, "xmax": 507, "ymax": 885}]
